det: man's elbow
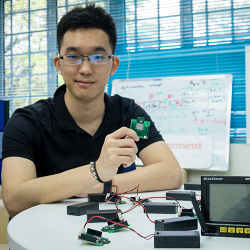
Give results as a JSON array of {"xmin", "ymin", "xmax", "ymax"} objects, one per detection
[
  {"xmin": 2, "ymin": 191, "xmax": 34, "ymax": 218},
  {"xmin": 165, "ymin": 161, "xmax": 183, "ymax": 190},
  {"xmin": 172, "ymin": 170, "xmax": 183, "ymax": 189},
  {"xmin": 2, "ymin": 195, "xmax": 20, "ymax": 218}
]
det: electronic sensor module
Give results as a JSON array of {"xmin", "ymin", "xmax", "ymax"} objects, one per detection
[{"xmin": 130, "ymin": 117, "xmax": 150, "ymax": 139}]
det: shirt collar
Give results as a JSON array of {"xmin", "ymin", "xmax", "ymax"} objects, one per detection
[
  {"xmin": 53, "ymin": 84, "xmax": 120, "ymax": 133},
  {"xmin": 53, "ymin": 84, "xmax": 79, "ymax": 132}
]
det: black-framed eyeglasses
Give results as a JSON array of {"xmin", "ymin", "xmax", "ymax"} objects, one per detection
[{"xmin": 59, "ymin": 54, "xmax": 113, "ymax": 65}]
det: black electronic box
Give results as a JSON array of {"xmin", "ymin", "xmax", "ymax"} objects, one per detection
[{"xmin": 201, "ymin": 176, "xmax": 250, "ymax": 238}]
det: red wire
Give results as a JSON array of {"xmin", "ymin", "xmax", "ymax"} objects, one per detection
[
  {"xmin": 105, "ymin": 193, "xmax": 118, "ymax": 203},
  {"xmin": 82, "ymin": 185, "xmax": 196, "ymax": 242},
  {"xmin": 123, "ymin": 195, "xmax": 182, "ymax": 213},
  {"xmin": 111, "ymin": 184, "xmax": 119, "ymax": 194},
  {"xmin": 104, "ymin": 190, "xmax": 184, "ymax": 223},
  {"xmin": 111, "ymin": 184, "xmax": 140, "ymax": 196},
  {"xmin": 105, "ymin": 184, "xmax": 141, "ymax": 210},
  {"xmin": 105, "ymin": 193, "xmax": 184, "ymax": 224},
  {"xmin": 117, "ymin": 195, "xmax": 155, "ymax": 224},
  {"xmin": 83, "ymin": 215, "xmax": 154, "ymax": 240},
  {"xmin": 123, "ymin": 184, "xmax": 140, "ymax": 194}
]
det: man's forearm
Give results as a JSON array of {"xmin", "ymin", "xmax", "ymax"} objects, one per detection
[
  {"xmin": 4, "ymin": 165, "xmax": 103, "ymax": 217},
  {"xmin": 112, "ymin": 162, "xmax": 182, "ymax": 194}
]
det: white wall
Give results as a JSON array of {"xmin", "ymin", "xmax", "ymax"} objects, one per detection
[{"xmin": 187, "ymin": 144, "xmax": 250, "ymax": 182}]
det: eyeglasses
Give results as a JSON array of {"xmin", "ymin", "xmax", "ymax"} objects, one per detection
[{"xmin": 59, "ymin": 54, "xmax": 113, "ymax": 65}]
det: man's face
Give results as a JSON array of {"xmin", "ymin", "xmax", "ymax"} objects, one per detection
[{"xmin": 54, "ymin": 28, "xmax": 119, "ymax": 102}]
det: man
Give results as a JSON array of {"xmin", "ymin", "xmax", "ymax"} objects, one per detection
[{"xmin": 1, "ymin": 5, "xmax": 182, "ymax": 218}]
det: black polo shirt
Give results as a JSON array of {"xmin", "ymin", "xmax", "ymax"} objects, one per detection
[{"xmin": 2, "ymin": 85, "xmax": 163, "ymax": 177}]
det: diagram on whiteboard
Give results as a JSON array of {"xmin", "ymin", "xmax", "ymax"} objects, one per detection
[{"xmin": 112, "ymin": 74, "xmax": 232, "ymax": 171}]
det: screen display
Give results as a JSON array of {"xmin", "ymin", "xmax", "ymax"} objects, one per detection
[{"xmin": 209, "ymin": 184, "xmax": 250, "ymax": 223}]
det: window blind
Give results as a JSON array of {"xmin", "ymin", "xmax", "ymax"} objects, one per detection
[
  {"xmin": 2, "ymin": 0, "xmax": 53, "ymax": 113},
  {"xmin": 0, "ymin": 0, "xmax": 250, "ymax": 143},
  {"xmin": 109, "ymin": 0, "xmax": 250, "ymax": 143}
]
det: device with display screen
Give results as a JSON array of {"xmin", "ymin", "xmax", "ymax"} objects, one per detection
[{"xmin": 201, "ymin": 176, "xmax": 250, "ymax": 238}]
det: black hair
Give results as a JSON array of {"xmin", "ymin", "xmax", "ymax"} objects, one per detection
[{"xmin": 57, "ymin": 4, "xmax": 117, "ymax": 53}]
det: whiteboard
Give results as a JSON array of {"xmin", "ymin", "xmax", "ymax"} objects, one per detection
[{"xmin": 112, "ymin": 74, "xmax": 232, "ymax": 171}]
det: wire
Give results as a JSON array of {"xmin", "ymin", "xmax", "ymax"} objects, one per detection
[
  {"xmin": 82, "ymin": 185, "xmax": 197, "ymax": 242},
  {"xmin": 118, "ymin": 195, "xmax": 155, "ymax": 224},
  {"xmin": 105, "ymin": 184, "xmax": 141, "ymax": 210},
  {"xmin": 106, "ymin": 184, "xmax": 185, "ymax": 223},
  {"xmin": 83, "ymin": 215, "xmax": 154, "ymax": 240},
  {"xmin": 111, "ymin": 184, "xmax": 119, "ymax": 194},
  {"xmin": 87, "ymin": 184, "xmax": 191, "ymax": 240},
  {"xmin": 111, "ymin": 184, "xmax": 140, "ymax": 196},
  {"xmin": 123, "ymin": 184, "xmax": 140, "ymax": 195}
]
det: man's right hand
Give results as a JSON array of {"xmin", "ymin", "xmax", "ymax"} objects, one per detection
[{"xmin": 96, "ymin": 127, "xmax": 139, "ymax": 181}]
